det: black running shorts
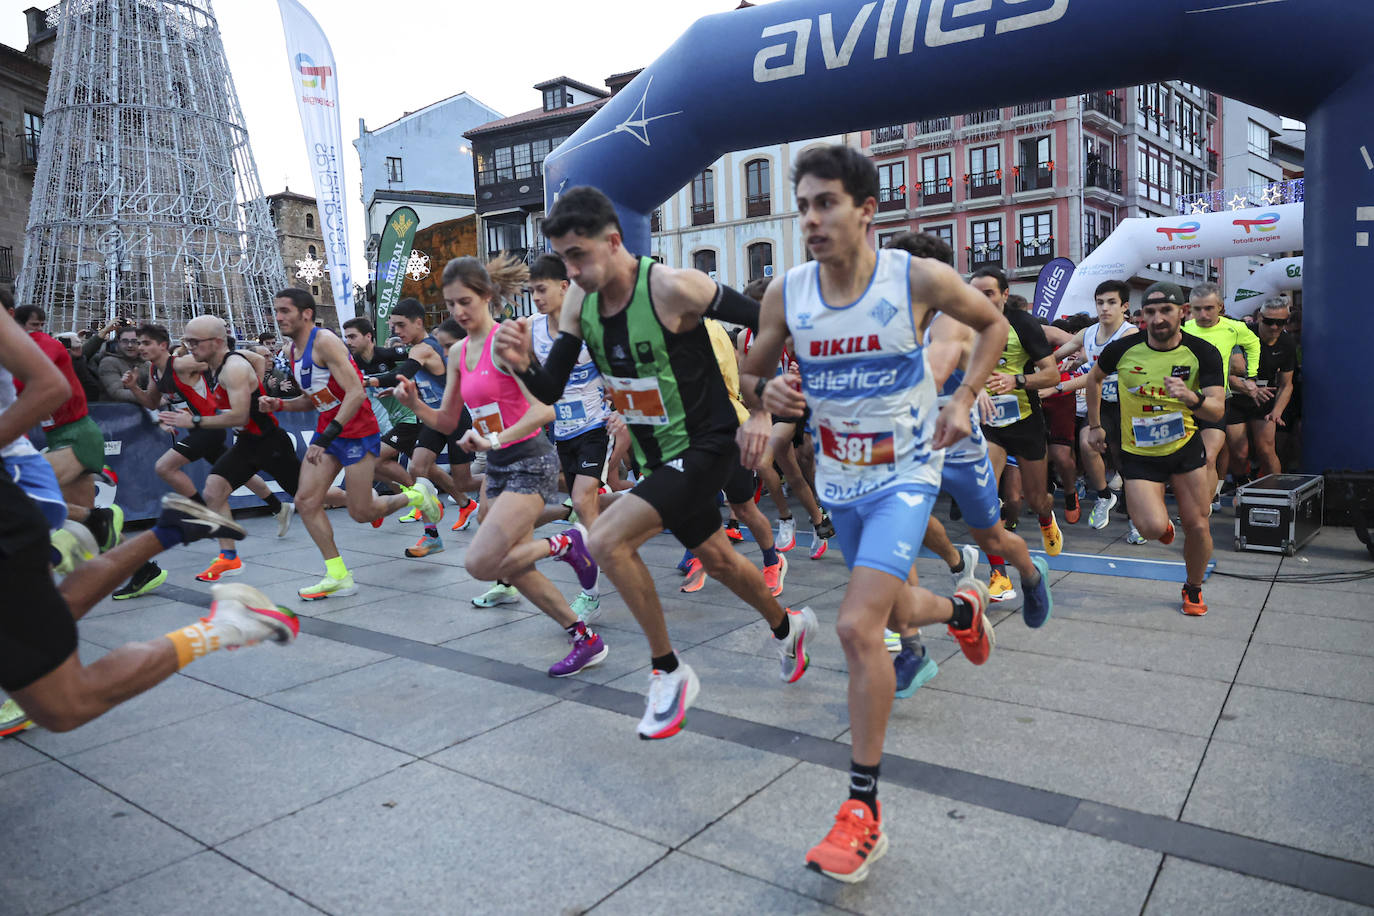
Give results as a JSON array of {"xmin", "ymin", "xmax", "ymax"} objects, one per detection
[
  {"xmin": 632, "ymin": 438, "xmax": 736, "ymax": 550},
  {"xmin": 982, "ymin": 412, "xmax": 1048, "ymax": 462},
  {"xmin": 557, "ymin": 426, "xmax": 610, "ymax": 485},
  {"xmin": 0, "ymin": 471, "xmax": 77, "ymax": 693},
  {"xmin": 210, "ymin": 427, "xmax": 301, "ymax": 495},
  {"xmin": 172, "ymin": 427, "xmax": 228, "ymax": 464},
  {"xmin": 722, "ymin": 457, "xmax": 757, "ymax": 506},
  {"xmin": 1120, "ymin": 432, "xmax": 1207, "ymax": 483},
  {"xmin": 443, "ymin": 408, "xmax": 476, "ymax": 466},
  {"xmin": 381, "ymin": 421, "xmax": 420, "ymax": 456}
]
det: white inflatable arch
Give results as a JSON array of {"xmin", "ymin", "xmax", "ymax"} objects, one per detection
[{"xmin": 1229, "ymin": 257, "xmax": 1303, "ymax": 317}]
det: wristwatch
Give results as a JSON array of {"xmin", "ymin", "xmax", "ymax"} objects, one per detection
[
  {"xmin": 486, "ymin": 430, "xmax": 501, "ymax": 450},
  {"xmin": 1054, "ymin": 381, "xmax": 1064, "ymax": 393},
  {"xmin": 191, "ymin": 413, "xmax": 202, "ymax": 427},
  {"xmin": 1014, "ymin": 374, "xmax": 1027, "ymax": 390}
]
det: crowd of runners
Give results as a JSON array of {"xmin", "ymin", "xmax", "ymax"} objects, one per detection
[{"xmin": 3, "ymin": 144, "xmax": 1256, "ymax": 885}]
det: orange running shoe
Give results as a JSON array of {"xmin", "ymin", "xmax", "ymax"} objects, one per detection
[
  {"xmin": 762, "ymin": 553, "xmax": 787, "ymax": 597},
  {"xmin": 1181, "ymin": 585, "xmax": 1207, "ymax": 616},
  {"xmin": 947, "ymin": 578, "xmax": 994, "ymax": 665},
  {"xmin": 680, "ymin": 558, "xmax": 706, "ymax": 593},
  {"xmin": 1160, "ymin": 521, "xmax": 1176, "ymax": 545},
  {"xmin": 195, "ymin": 553, "xmax": 242, "ymax": 582},
  {"xmin": 370, "ymin": 517, "xmax": 384, "ymax": 528},
  {"xmin": 1065, "ymin": 492, "xmax": 1081, "ymax": 524},
  {"xmin": 724, "ymin": 520, "xmax": 743, "ymax": 541},
  {"xmin": 805, "ymin": 799, "xmax": 888, "ymax": 883},
  {"xmin": 451, "ymin": 498, "xmax": 479, "ymax": 531}
]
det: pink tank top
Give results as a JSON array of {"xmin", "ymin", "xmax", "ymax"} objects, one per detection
[{"xmin": 459, "ymin": 330, "xmax": 539, "ymax": 447}]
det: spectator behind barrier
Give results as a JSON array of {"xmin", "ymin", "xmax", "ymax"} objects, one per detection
[{"xmin": 97, "ymin": 325, "xmax": 150, "ymax": 403}]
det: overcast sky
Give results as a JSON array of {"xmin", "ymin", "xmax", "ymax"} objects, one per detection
[{"xmin": 0, "ymin": 0, "xmax": 766, "ymax": 284}]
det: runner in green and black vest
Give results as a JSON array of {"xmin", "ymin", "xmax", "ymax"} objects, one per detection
[{"xmin": 494, "ymin": 185, "xmax": 819, "ymax": 742}]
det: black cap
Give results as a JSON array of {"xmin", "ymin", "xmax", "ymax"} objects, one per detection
[{"xmin": 1143, "ymin": 281, "xmax": 1184, "ymax": 305}]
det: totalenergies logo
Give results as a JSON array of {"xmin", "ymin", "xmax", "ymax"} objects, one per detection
[
  {"xmin": 1233, "ymin": 212, "xmax": 1280, "ymax": 234},
  {"xmin": 1156, "ymin": 221, "xmax": 1200, "ymax": 242},
  {"xmin": 296, "ymin": 53, "xmax": 332, "ymax": 91}
]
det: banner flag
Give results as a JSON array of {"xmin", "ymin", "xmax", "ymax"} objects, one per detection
[
  {"xmin": 277, "ymin": 0, "xmax": 355, "ymax": 321},
  {"xmin": 1033, "ymin": 257, "xmax": 1075, "ymax": 323},
  {"xmin": 375, "ymin": 207, "xmax": 419, "ymax": 325}
]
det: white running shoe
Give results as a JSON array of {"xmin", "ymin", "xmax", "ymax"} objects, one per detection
[
  {"xmin": 571, "ymin": 591, "xmax": 601, "ymax": 623},
  {"xmin": 298, "ymin": 573, "xmax": 358, "ymax": 600},
  {"xmin": 1108, "ymin": 472, "xmax": 1123, "ymax": 492},
  {"xmin": 411, "ymin": 478, "xmax": 442, "ymax": 524},
  {"xmin": 959, "ymin": 544, "xmax": 980, "ymax": 585},
  {"xmin": 472, "ymin": 583, "xmax": 520, "ymax": 608},
  {"xmin": 276, "ymin": 501, "xmax": 294, "ymax": 538},
  {"xmin": 777, "ymin": 606, "xmax": 819, "ymax": 683},
  {"xmin": 777, "ymin": 517, "xmax": 797, "ymax": 552},
  {"xmin": 637, "ymin": 662, "xmax": 700, "ymax": 740},
  {"xmin": 205, "ymin": 583, "xmax": 299, "ymax": 646},
  {"xmin": 1126, "ymin": 523, "xmax": 1147, "ymax": 545},
  {"xmin": 51, "ymin": 520, "xmax": 98, "ymax": 575},
  {"xmin": 1088, "ymin": 493, "xmax": 1118, "ymax": 529},
  {"xmin": 883, "ymin": 629, "xmax": 901, "ymax": 652}
]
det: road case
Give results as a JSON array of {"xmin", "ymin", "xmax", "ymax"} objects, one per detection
[{"xmin": 1234, "ymin": 473, "xmax": 1323, "ymax": 556}]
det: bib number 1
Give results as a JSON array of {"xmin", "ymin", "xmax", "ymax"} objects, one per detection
[{"xmin": 606, "ymin": 376, "xmax": 668, "ymax": 426}]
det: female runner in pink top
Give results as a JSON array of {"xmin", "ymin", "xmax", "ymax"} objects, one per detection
[{"xmin": 396, "ymin": 254, "xmax": 608, "ymax": 678}]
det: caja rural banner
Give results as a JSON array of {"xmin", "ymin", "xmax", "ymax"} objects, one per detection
[
  {"xmin": 278, "ymin": 0, "xmax": 355, "ymax": 321},
  {"xmin": 374, "ymin": 207, "xmax": 420, "ymax": 326}
]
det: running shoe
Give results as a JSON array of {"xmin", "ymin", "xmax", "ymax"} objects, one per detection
[
  {"xmin": 776, "ymin": 517, "xmax": 797, "ymax": 552},
  {"xmin": 0, "ymin": 698, "xmax": 34, "ymax": 737},
  {"xmin": 157, "ymin": 494, "xmax": 247, "ymax": 544},
  {"xmin": 676, "ymin": 550, "xmax": 694, "ymax": 574},
  {"xmin": 1040, "ymin": 511, "xmax": 1063, "ymax": 557},
  {"xmin": 405, "ymin": 534, "xmax": 444, "ymax": 557},
  {"xmin": 371, "ymin": 517, "xmax": 384, "ymax": 529},
  {"xmin": 724, "ymin": 520, "xmax": 743, "ymax": 541},
  {"xmin": 809, "ymin": 537, "xmax": 829, "ymax": 560},
  {"xmin": 894, "ymin": 646, "xmax": 938, "ymax": 697},
  {"xmin": 398, "ymin": 507, "xmax": 423, "ymax": 524},
  {"xmin": 561, "ymin": 497, "xmax": 580, "ymax": 526},
  {"xmin": 548, "ymin": 628, "xmax": 608, "ymax": 677},
  {"xmin": 451, "ymin": 498, "xmax": 479, "ymax": 531},
  {"xmin": 1064, "ymin": 491, "xmax": 1081, "ymax": 525},
  {"xmin": 571, "ymin": 591, "xmax": 601, "ymax": 623},
  {"xmin": 84, "ymin": 504, "xmax": 124, "ymax": 552},
  {"xmin": 777, "ymin": 606, "xmax": 818, "ymax": 683},
  {"xmin": 1108, "ymin": 472, "xmax": 1123, "ymax": 491},
  {"xmin": 883, "ymin": 628, "xmax": 901, "ymax": 652},
  {"xmin": 1022, "ymin": 556, "xmax": 1053, "ymax": 629},
  {"xmin": 1004, "ymin": 516, "xmax": 1018, "ymax": 532},
  {"xmin": 552, "ymin": 523, "xmax": 599, "ymax": 591},
  {"xmin": 275, "ymin": 501, "xmax": 294, "ymax": 538},
  {"xmin": 298, "ymin": 573, "xmax": 357, "ymax": 601},
  {"xmin": 949, "ymin": 499, "xmax": 963, "ymax": 521},
  {"xmin": 988, "ymin": 569, "xmax": 1016, "ymax": 602},
  {"xmin": 1088, "ymin": 493, "xmax": 1118, "ymax": 529},
  {"xmin": 948, "ymin": 577, "xmax": 994, "ymax": 665},
  {"xmin": 805, "ymin": 799, "xmax": 887, "ymax": 884},
  {"xmin": 1126, "ymin": 524, "xmax": 1147, "ymax": 545},
  {"xmin": 680, "ymin": 558, "xmax": 706, "ymax": 593},
  {"xmin": 196, "ymin": 553, "xmax": 242, "ymax": 582},
  {"xmin": 637, "ymin": 662, "xmax": 700, "ymax": 740},
  {"xmin": 958, "ymin": 544, "xmax": 980, "ymax": 586},
  {"xmin": 815, "ymin": 510, "xmax": 835, "ymax": 540},
  {"xmin": 409, "ymin": 478, "xmax": 443, "ymax": 524},
  {"xmin": 1181, "ymin": 584, "xmax": 1208, "ymax": 616},
  {"xmin": 112, "ymin": 561, "xmax": 167, "ymax": 600},
  {"xmin": 1076, "ymin": 478, "xmax": 1088, "ymax": 501},
  {"xmin": 205, "ymin": 583, "xmax": 299, "ymax": 646},
  {"xmin": 472, "ymin": 583, "xmax": 520, "ymax": 607},
  {"xmin": 51, "ymin": 520, "xmax": 98, "ymax": 575},
  {"xmin": 762, "ymin": 553, "xmax": 787, "ymax": 597},
  {"xmin": 1159, "ymin": 521, "xmax": 1176, "ymax": 546}
]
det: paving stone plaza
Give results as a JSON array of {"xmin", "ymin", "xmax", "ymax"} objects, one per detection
[{"xmin": 4, "ymin": 500, "xmax": 1371, "ymax": 914}]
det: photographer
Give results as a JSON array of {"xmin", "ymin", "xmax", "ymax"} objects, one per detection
[{"xmin": 96, "ymin": 323, "xmax": 150, "ymax": 403}]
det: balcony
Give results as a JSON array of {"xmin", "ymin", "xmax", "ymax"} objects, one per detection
[
  {"xmin": 919, "ymin": 178, "xmax": 953, "ymax": 206},
  {"xmin": 691, "ymin": 203, "xmax": 715, "ymax": 226},
  {"xmin": 1012, "ymin": 100, "xmax": 1052, "ymax": 118},
  {"xmin": 877, "ymin": 186, "xmax": 906, "ymax": 212},
  {"xmin": 968, "ymin": 169, "xmax": 1001, "ymax": 199},
  {"xmin": 964, "ymin": 108, "xmax": 1001, "ymax": 127},
  {"xmin": 871, "ymin": 124, "xmax": 905, "ymax": 144},
  {"xmin": 1016, "ymin": 162, "xmax": 1053, "ymax": 192},
  {"xmin": 746, "ymin": 194, "xmax": 771, "ymax": 218},
  {"xmin": 1085, "ymin": 163, "xmax": 1123, "ymax": 194},
  {"xmin": 1207, "ymin": 92, "xmax": 1218, "ymax": 116},
  {"xmin": 0, "ymin": 246, "xmax": 12, "ymax": 285},
  {"xmin": 914, "ymin": 117, "xmax": 951, "ymax": 135},
  {"xmin": 650, "ymin": 209, "xmax": 661, "ymax": 233},
  {"xmin": 1082, "ymin": 91, "xmax": 1122, "ymax": 123},
  {"xmin": 1207, "ymin": 150, "xmax": 1219, "ymax": 174},
  {"xmin": 1017, "ymin": 239, "xmax": 1054, "ymax": 268},
  {"xmin": 967, "ymin": 244, "xmax": 1003, "ymax": 272}
]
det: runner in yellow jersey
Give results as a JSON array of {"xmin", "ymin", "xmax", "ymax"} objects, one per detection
[
  {"xmin": 1085, "ymin": 282, "xmax": 1224, "ymax": 616},
  {"xmin": 1182, "ymin": 282, "xmax": 1260, "ymax": 512}
]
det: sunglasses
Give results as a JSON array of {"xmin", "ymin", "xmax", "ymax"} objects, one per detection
[{"xmin": 1261, "ymin": 317, "xmax": 1288, "ymax": 326}]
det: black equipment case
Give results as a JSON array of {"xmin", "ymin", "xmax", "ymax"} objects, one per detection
[{"xmin": 1234, "ymin": 473, "xmax": 1324, "ymax": 556}]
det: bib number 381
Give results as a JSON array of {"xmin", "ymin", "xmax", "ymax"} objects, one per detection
[{"xmin": 820, "ymin": 423, "xmax": 895, "ymax": 466}]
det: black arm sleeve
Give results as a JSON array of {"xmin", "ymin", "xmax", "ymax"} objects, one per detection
[
  {"xmin": 369, "ymin": 358, "xmax": 422, "ymax": 388},
  {"xmin": 703, "ymin": 282, "xmax": 762, "ymax": 331},
  {"xmin": 517, "ymin": 332, "xmax": 582, "ymax": 405}
]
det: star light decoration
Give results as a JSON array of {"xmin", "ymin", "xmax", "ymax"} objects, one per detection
[
  {"xmin": 1227, "ymin": 193, "xmax": 1248, "ymax": 212},
  {"xmin": 294, "ymin": 255, "xmax": 324, "ymax": 283},
  {"xmin": 406, "ymin": 250, "xmax": 431, "ymax": 282},
  {"xmin": 1260, "ymin": 184, "xmax": 1284, "ymax": 205},
  {"xmin": 1189, "ymin": 199, "xmax": 1209, "ymax": 215}
]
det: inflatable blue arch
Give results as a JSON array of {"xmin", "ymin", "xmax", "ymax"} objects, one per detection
[{"xmin": 544, "ymin": 0, "xmax": 1374, "ymax": 474}]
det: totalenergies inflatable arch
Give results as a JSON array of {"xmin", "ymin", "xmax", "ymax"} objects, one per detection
[
  {"xmin": 1229, "ymin": 257, "xmax": 1303, "ymax": 317},
  {"xmin": 544, "ymin": 0, "xmax": 1373, "ymax": 473}
]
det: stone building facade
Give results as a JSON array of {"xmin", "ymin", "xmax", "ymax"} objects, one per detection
[
  {"xmin": 267, "ymin": 189, "xmax": 338, "ymax": 329},
  {"xmin": 0, "ymin": 8, "xmax": 56, "ymax": 299}
]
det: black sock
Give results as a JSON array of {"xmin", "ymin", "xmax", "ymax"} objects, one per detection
[
  {"xmin": 1097, "ymin": 488, "xmax": 1111, "ymax": 499},
  {"xmin": 497, "ymin": 579, "xmax": 511, "ymax": 587},
  {"xmin": 848, "ymin": 759, "xmax": 880, "ymax": 811},
  {"xmin": 264, "ymin": 493, "xmax": 283, "ymax": 514},
  {"xmin": 1183, "ymin": 583, "xmax": 1202, "ymax": 600},
  {"xmin": 948, "ymin": 595, "xmax": 975, "ymax": 630},
  {"xmin": 771, "ymin": 614, "xmax": 790, "ymax": 640},
  {"xmin": 949, "ymin": 556, "xmax": 966, "ymax": 576},
  {"xmin": 84, "ymin": 508, "xmax": 111, "ymax": 545},
  {"xmin": 651, "ymin": 652, "xmax": 679, "ymax": 674},
  {"xmin": 191, "ymin": 492, "xmax": 206, "ymax": 505}
]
